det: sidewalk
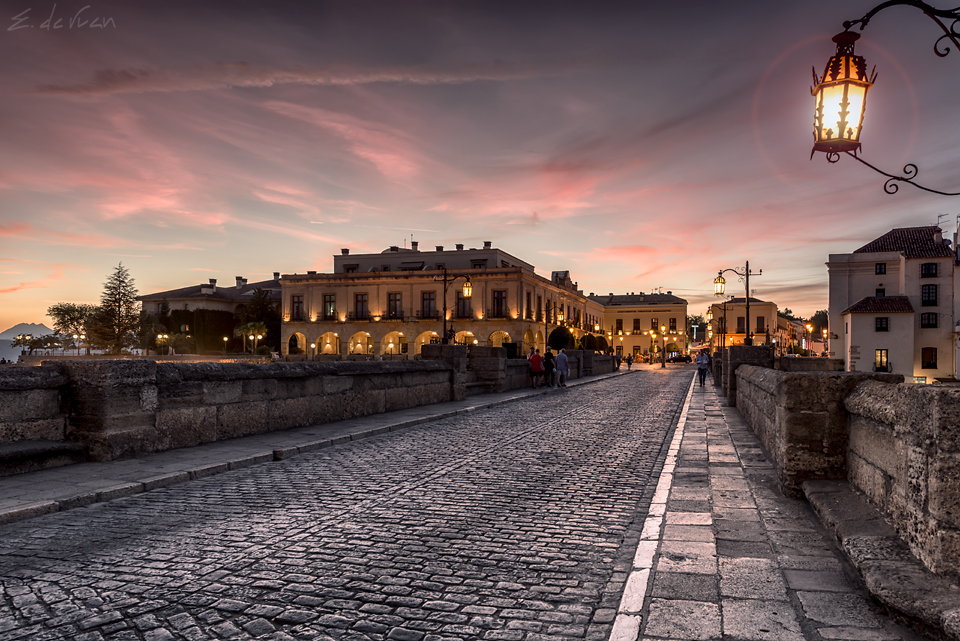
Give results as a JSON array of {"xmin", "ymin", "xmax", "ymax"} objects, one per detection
[
  {"xmin": 611, "ymin": 376, "xmax": 924, "ymax": 641},
  {"xmin": 0, "ymin": 368, "xmax": 632, "ymax": 526}
]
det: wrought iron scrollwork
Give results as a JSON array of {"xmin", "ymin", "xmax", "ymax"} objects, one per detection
[
  {"xmin": 845, "ymin": 151, "xmax": 960, "ymax": 195},
  {"xmin": 841, "ymin": 0, "xmax": 960, "ymax": 58}
]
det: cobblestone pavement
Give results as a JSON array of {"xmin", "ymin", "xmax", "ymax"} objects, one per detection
[{"xmin": 0, "ymin": 367, "xmax": 690, "ymax": 641}]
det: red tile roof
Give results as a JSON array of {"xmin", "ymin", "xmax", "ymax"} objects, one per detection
[
  {"xmin": 853, "ymin": 226, "xmax": 954, "ymax": 258},
  {"xmin": 842, "ymin": 296, "xmax": 914, "ymax": 314}
]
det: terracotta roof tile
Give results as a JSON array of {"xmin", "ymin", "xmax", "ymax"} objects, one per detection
[
  {"xmin": 842, "ymin": 296, "xmax": 914, "ymax": 314},
  {"xmin": 853, "ymin": 226, "xmax": 954, "ymax": 258}
]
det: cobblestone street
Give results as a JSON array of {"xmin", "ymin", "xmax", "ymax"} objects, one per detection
[{"xmin": 0, "ymin": 369, "xmax": 690, "ymax": 641}]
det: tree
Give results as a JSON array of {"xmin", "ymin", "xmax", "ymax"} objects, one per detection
[
  {"xmin": 237, "ymin": 287, "xmax": 281, "ymax": 350},
  {"xmin": 780, "ymin": 308, "xmax": 799, "ymax": 321},
  {"xmin": 687, "ymin": 314, "xmax": 705, "ymax": 342},
  {"xmin": 810, "ymin": 309, "xmax": 828, "ymax": 332},
  {"xmin": 47, "ymin": 302, "xmax": 98, "ymax": 338},
  {"xmin": 86, "ymin": 263, "xmax": 141, "ymax": 354},
  {"xmin": 547, "ymin": 327, "xmax": 573, "ymax": 351}
]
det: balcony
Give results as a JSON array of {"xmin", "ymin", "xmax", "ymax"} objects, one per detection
[
  {"xmin": 385, "ymin": 311, "xmax": 405, "ymax": 321},
  {"xmin": 347, "ymin": 312, "xmax": 373, "ymax": 322},
  {"xmin": 486, "ymin": 308, "xmax": 510, "ymax": 320},
  {"xmin": 417, "ymin": 311, "xmax": 441, "ymax": 321}
]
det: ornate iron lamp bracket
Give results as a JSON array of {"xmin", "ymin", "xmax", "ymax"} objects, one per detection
[{"xmin": 822, "ymin": 1, "xmax": 960, "ymax": 196}]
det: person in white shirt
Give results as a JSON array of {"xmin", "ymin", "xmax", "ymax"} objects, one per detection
[{"xmin": 695, "ymin": 350, "xmax": 711, "ymax": 387}]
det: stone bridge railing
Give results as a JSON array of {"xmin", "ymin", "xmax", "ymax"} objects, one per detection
[{"xmin": 0, "ymin": 346, "xmax": 617, "ymax": 473}]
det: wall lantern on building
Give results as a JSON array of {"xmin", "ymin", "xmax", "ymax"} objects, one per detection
[
  {"xmin": 462, "ymin": 279, "xmax": 473, "ymax": 299},
  {"xmin": 810, "ymin": 0, "xmax": 960, "ymax": 195}
]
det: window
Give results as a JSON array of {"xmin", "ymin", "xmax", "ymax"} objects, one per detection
[
  {"xmin": 525, "ymin": 292, "xmax": 532, "ymax": 319},
  {"xmin": 650, "ymin": 318, "xmax": 658, "ymax": 331},
  {"xmin": 456, "ymin": 291, "xmax": 471, "ymax": 319},
  {"xmin": 737, "ymin": 317, "xmax": 745, "ymax": 333},
  {"xmin": 633, "ymin": 318, "xmax": 641, "ymax": 333},
  {"xmin": 875, "ymin": 263, "xmax": 886, "ymax": 275},
  {"xmin": 616, "ymin": 318, "xmax": 623, "ymax": 332},
  {"xmin": 875, "ymin": 317, "xmax": 889, "ymax": 332},
  {"xmin": 922, "ymin": 347, "xmax": 938, "ymax": 369},
  {"xmin": 291, "ymin": 295, "xmax": 304, "ymax": 322},
  {"xmin": 472, "ymin": 260, "xmax": 487, "ymax": 269},
  {"xmin": 354, "ymin": 294, "xmax": 368, "ymax": 320},
  {"xmin": 875, "ymin": 349, "xmax": 888, "ymax": 372},
  {"xmin": 381, "ymin": 265, "xmax": 390, "ymax": 272},
  {"xmin": 922, "ymin": 284, "xmax": 938, "ymax": 306},
  {"xmin": 921, "ymin": 262, "xmax": 938, "ymax": 278},
  {"xmin": 669, "ymin": 318, "xmax": 677, "ymax": 332},
  {"xmin": 845, "ymin": 322, "xmax": 849, "ymax": 334},
  {"xmin": 422, "ymin": 291, "xmax": 436, "ymax": 318},
  {"xmin": 875, "ymin": 288, "xmax": 885, "ymax": 297},
  {"xmin": 493, "ymin": 290, "xmax": 507, "ymax": 317},
  {"xmin": 344, "ymin": 264, "xmax": 358, "ymax": 273},
  {"xmin": 388, "ymin": 293, "xmax": 402, "ymax": 319},
  {"xmin": 914, "ymin": 377, "xmax": 927, "ymax": 384},
  {"xmin": 435, "ymin": 263, "xmax": 444, "ymax": 270},
  {"xmin": 756, "ymin": 317, "xmax": 765, "ymax": 332},
  {"xmin": 323, "ymin": 294, "xmax": 336, "ymax": 321},
  {"xmin": 921, "ymin": 313, "xmax": 938, "ymax": 328},
  {"xmin": 537, "ymin": 295, "xmax": 542, "ymax": 322}
]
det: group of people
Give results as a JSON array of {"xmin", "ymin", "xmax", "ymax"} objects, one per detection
[{"xmin": 527, "ymin": 346, "xmax": 570, "ymax": 388}]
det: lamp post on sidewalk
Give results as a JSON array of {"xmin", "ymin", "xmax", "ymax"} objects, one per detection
[
  {"xmin": 435, "ymin": 267, "xmax": 473, "ymax": 345},
  {"xmin": 715, "ymin": 262, "xmax": 761, "ymax": 345}
]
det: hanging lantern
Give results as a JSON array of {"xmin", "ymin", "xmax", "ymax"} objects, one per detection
[
  {"xmin": 714, "ymin": 275, "xmax": 726, "ymax": 296},
  {"xmin": 462, "ymin": 279, "xmax": 472, "ymax": 298},
  {"xmin": 706, "ymin": 308, "xmax": 714, "ymax": 321},
  {"xmin": 811, "ymin": 31, "xmax": 877, "ymax": 157}
]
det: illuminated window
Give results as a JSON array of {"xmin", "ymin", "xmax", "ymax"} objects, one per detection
[
  {"xmin": 323, "ymin": 294, "xmax": 336, "ymax": 320},
  {"xmin": 291, "ymin": 295, "xmax": 303, "ymax": 322},
  {"xmin": 922, "ymin": 347, "xmax": 937, "ymax": 369},
  {"xmin": 875, "ymin": 349, "xmax": 888, "ymax": 372}
]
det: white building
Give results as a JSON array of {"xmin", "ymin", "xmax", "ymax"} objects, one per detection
[{"xmin": 827, "ymin": 226, "xmax": 956, "ymax": 383}]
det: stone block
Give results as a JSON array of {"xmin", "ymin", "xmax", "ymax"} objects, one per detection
[
  {"xmin": 929, "ymin": 453, "xmax": 960, "ymax": 530},
  {"xmin": 241, "ymin": 378, "xmax": 278, "ymax": 402},
  {"xmin": 157, "ymin": 379, "xmax": 204, "ymax": 410},
  {"xmin": 848, "ymin": 451, "xmax": 888, "ymax": 508},
  {"xmin": 82, "ymin": 425, "xmax": 158, "ymax": 462},
  {"xmin": 323, "ymin": 374, "xmax": 354, "ymax": 395},
  {"xmin": 268, "ymin": 397, "xmax": 313, "ymax": 430},
  {"xmin": 0, "ymin": 364, "xmax": 67, "ymax": 391},
  {"xmin": 202, "ymin": 381, "xmax": 243, "ymax": 405},
  {"xmin": 0, "ymin": 418, "xmax": 67, "ymax": 443},
  {"xmin": 0, "ymin": 388, "xmax": 62, "ymax": 423},
  {"xmin": 155, "ymin": 407, "xmax": 217, "ymax": 450},
  {"xmin": 933, "ymin": 389, "xmax": 960, "ymax": 453},
  {"xmin": 932, "ymin": 527, "xmax": 960, "ymax": 582},
  {"xmin": 849, "ymin": 415, "xmax": 898, "ymax": 477},
  {"xmin": 217, "ymin": 401, "xmax": 269, "ymax": 439}
]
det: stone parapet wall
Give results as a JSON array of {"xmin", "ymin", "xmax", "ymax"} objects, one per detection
[
  {"xmin": 0, "ymin": 365, "xmax": 68, "ymax": 444},
  {"xmin": 723, "ymin": 346, "xmax": 774, "ymax": 406},
  {"xmin": 777, "ymin": 357, "xmax": 844, "ymax": 372},
  {"xmin": 736, "ymin": 366, "xmax": 901, "ymax": 497},
  {"xmin": 844, "ymin": 381, "xmax": 960, "ymax": 581}
]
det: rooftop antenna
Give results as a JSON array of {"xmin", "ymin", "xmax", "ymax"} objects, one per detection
[{"xmin": 937, "ymin": 213, "xmax": 948, "ymax": 228}]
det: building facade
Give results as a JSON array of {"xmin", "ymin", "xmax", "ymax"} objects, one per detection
[
  {"xmin": 586, "ymin": 292, "xmax": 689, "ymax": 360},
  {"xmin": 707, "ymin": 297, "xmax": 778, "ymax": 352},
  {"xmin": 280, "ymin": 242, "xmax": 607, "ymax": 358},
  {"xmin": 139, "ymin": 274, "xmax": 282, "ymax": 315},
  {"xmin": 828, "ymin": 226, "xmax": 956, "ymax": 382}
]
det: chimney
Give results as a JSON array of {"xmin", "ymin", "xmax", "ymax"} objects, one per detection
[
  {"xmin": 307, "ymin": 270, "xmax": 316, "ymax": 275},
  {"xmin": 209, "ymin": 278, "xmax": 217, "ymax": 291},
  {"xmin": 201, "ymin": 282, "xmax": 213, "ymax": 295},
  {"xmin": 411, "ymin": 241, "xmax": 419, "ymax": 251},
  {"xmin": 273, "ymin": 272, "xmax": 280, "ymax": 280},
  {"xmin": 236, "ymin": 276, "xmax": 244, "ymax": 289},
  {"xmin": 483, "ymin": 241, "xmax": 492, "ymax": 249},
  {"xmin": 456, "ymin": 244, "xmax": 464, "ymax": 250},
  {"xmin": 436, "ymin": 245, "xmax": 444, "ymax": 252},
  {"xmin": 341, "ymin": 248, "xmax": 350, "ymax": 255}
]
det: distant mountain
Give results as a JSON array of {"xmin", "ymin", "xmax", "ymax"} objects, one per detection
[{"xmin": 0, "ymin": 323, "xmax": 55, "ymax": 340}]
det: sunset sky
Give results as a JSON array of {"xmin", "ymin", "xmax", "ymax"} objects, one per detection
[{"xmin": 3, "ymin": 0, "xmax": 959, "ymax": 333}]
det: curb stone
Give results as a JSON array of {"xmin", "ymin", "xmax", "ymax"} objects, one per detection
[{"xmin": 804, "ymin": 479, "xmax": 960, "ymax": 640}]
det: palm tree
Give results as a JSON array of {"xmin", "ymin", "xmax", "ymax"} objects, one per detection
[{"xmin": 234, "ymin": 322, "xmax": 268, "ymax": 353}]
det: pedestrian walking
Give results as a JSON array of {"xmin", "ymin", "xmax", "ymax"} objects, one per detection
[
  {"xmin": 529, "ymin": 349, "xmax": 544, "ymax": 388},
  {"xmin": 556, "ymin": 348, "xmax": 569, "ymax": 387},
  {"xmin": 696, "ymin": 349, "xmax": 710, "ymax": 387},
  {"xmin": 543, "ymin": 347, "xmax": 556, "ymax": 387},
  {"xmin": 527, "ymin": 346, "xmax": 537, "ymax": 387},
  {"xmin": 626, "ymin": 354, "xmax": 633, "ymax": 369},
  {"xmin": 615, "ymin": 352, "xmax": 622, "ymax": 370}
]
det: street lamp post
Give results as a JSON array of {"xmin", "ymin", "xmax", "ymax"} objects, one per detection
[
  {"xmin": 715, "ymin": 262, "xmax": 762, "ymax": 345},
  {"xmin": 435, "ymin": 267, "xmax": 473, "ymax": 345},
  {"xmin": 223, "ymin": 336, "xmax": 228, "ymax": 355},
  {"xmin": 823, "ymin": 328, "xmax": 829, "ymax": 356}
]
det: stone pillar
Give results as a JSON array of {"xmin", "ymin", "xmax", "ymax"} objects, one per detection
[
  {"xmin": 724, "ymin": 345, "xmax": 774, "ymax": 407},
  {"xmin": 60, "ymin": 360, "xmax": 159, "ymax": 461},
  {"xmin": 566, "ymin": 350, "xmax": 583, "ymax": 379},
  {"xmin": 581, "ymin": 350, "xmax": 595, "ymax": 376},
  {"xmin": 421, "ymin": 344, "xmax": 468, "ymax": 400},
  {"xmin": 712, "ymin": 351, "xmax": 722, "ymax": 388},
  {"xmin": 469, "ymin": 346, "xmax": 507, "ymax": 393}
]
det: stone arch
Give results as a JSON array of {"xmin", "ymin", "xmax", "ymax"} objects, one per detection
[
  {"xmin": 414, "ymin": 331, "xmax": 440, "ymax": 355},
  {"xmin": 347, "ymin": 331, "xmax": 373, "ymax": 355},
  {"xmin": 454, "ymin": 330, "xmax": 476, "ymax": 346},
  {"xmin": 380, "ymin": 331, "xmax": 408, "ymax": 358},
  {"xmin": 535, "ymin": 330, "xmax": 544, "ymax": 353},
  {"xmin": 488, "ymin": 330, "xmax": 511, "ymax": 348},
  {"xmin": 318, "ymin": 332, "xmax": 340, "ymax": 355},
  {"xmin": 287, "ymin": 332, "xmax": 307, "ymax": 355},
  {"xmin": 523, "ymin": 329, "xmax": 535, "ymax": 354}
]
